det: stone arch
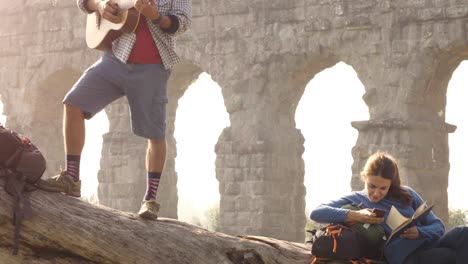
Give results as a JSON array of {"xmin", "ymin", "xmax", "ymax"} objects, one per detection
[
  {"xmin": 163, "ymin": 61, "xmax": 207, "ymax": 218},
  {"xmin": 174, "ymin": 72, "xmax": 230, "ymax": 226},
  {"xmin": 271, "ymin": 54, "xmax": 341, "ymax": 126},
  {"xmin": 216, "ymin": 53, "xmax": 369, "ymax": 242},
  {"xmin": 296, "ymin": 62, "xmax": 369, "ymax": 211},
  {"xmin": 405, "ymin": 46, "xmax": 468, "ymax": 222}
]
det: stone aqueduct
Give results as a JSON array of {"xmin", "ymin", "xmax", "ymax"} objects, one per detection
[{"xmin": 1, "ymin": 0, "xmax": 467, "ymax": 242}]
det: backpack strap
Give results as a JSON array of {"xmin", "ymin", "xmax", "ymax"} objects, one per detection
[
  {"xmin": 4, "ymin": 171, "xmax": 32, "ymax": 255},
  {"xmin": 12, "ymin": 192, "xmax": 22, "ymax": 255},
  {"xmin": 11, "ymin": 183, "xmax": 33, "ymax": 255}
]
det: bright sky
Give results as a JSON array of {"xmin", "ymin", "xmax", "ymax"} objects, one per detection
[
  {"xmin": 0, "ymin": 62, "xmax": 466, "ymax": 225},
  {"xmin": 296, "ymin": 62, "xmax": 367, "ymax": 211},
  {"xmin": 174, "ymin": 73, "xmax": 229, "ymax": 223}
]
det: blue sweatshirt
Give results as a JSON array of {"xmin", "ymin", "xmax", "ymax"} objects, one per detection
[{"xmin": 309, "ymin": 186, "xmax": 445, "ymax": 264}]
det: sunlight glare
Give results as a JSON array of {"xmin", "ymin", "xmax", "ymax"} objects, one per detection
[
  {"xmin": 446, "ymin": 60, "xmax": 468, "ymax": 210},
  {"xmin": 0, "ymin": 99, "xmax": 5, "ymax": 124},
  {"xmin": 81, "ymin": 110, "xmax": 110, "ymax": 203},
  {"xmin": 295, "ymin": 62, "xmax": 369, "ymax": 211},
  {"xmin": 175, "ymin": 73, "xmax": 230, "ymax": 225}
]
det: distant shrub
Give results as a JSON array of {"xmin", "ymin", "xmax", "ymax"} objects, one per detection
[
  {"xmin": 204, "ymin": 204, "xmax": 220, "ymax": 231},
  {"xmin": 446, "ymin": 208, "xmax": 468, "ymax": 231}
]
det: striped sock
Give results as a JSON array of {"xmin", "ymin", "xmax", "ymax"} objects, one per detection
[
  {"xmin": 65, "ymin": 155, "xmax": 81, "ymax": 181},
  {"xmin": 144, "ymin": 172, "xmax": 161, "ymax": 201}
]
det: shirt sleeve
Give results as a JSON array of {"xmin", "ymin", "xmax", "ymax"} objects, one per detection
[
  {"xmin": 77, "ymin": 0, "xmax": 94, "ymax": 14},
  {"xmin": 164, "ymin": 0, "xmax": 191, "ymax": 35},
  {"xmin": 406, "ymin": 187, "xmax": 445, "ymax": 241},
  {"xmin": 309, "ymin": 194, "xmax": 356, "ymax": 223}
]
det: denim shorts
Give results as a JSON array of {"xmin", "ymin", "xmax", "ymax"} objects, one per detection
[{"xmin": 64, "ymin": 51, "xmax": 170, "ymax": 140}]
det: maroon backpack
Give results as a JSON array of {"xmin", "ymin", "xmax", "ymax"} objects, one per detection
[{"xmin": 0, "ymin": 123, "xmax": 46, "ymax": 255}]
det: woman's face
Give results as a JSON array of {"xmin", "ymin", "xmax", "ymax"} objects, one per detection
[{"xmin": 365, "ymin": 175, "xmax": 391, "ymax": 203}]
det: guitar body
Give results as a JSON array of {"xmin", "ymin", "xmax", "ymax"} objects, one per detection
[{"xmin": 86, "ymin": 8, "xmax": 140, "ymax": 51}]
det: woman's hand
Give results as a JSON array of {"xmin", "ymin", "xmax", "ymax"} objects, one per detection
[
  {"xmin": 345, "ymin": 209, "xmax": 384, "ymax": 224},
  {"xmin": 134, "ymin": 0, "xmax": 160, "ymax": 20},
  {"xmin": 400, "ymin": 226, "xmax": 420, "ymax": 240}
]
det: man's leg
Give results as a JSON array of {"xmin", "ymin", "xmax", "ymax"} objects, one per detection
[
  {"xmin": 125, "ymin": 63, "xmax": 170, "ymax": 219},
  {"xmin": 63, "ymin": 104, "xmax": 85, "ymax": 181},
  {"xmin": 138, "ymin": 138, "xmax": 166, "ymax": 220},
  {"xmin": 438, "ymin": 226, "xmax": 468, "ymax": 264},
  {"xmin": 36, "ymin": 104, "xmax": 84, "ymax": 197},
  {"xmin": 414, "ymin": 247, "xmax": 456, "ymax": 264},
  {"xmin": 144, "ymin": 138, "xmax": 166, "ymax": 200},
  {"xmin": 37, "ymin": 51, "xmax": 126, "ymax": 197}
]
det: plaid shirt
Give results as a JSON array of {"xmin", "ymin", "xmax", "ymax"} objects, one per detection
[{"xmin": 77, "ymin": 0, "xmax": 191, "ymax": 69}]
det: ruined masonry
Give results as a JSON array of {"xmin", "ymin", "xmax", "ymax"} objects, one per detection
[{"xmin": 1, "ymin": 0, "xmax": 467, "ymax": 242}]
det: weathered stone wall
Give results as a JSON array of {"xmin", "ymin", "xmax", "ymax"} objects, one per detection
[{"xmin": 1, "ymin": 0, "xmax": 468, "ymax": 242}]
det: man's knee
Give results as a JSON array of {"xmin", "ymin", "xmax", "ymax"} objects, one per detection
[
  {"xmin": 148, "ymin": 137, "xmax": 166, "ymax": 146},
  {"xmin": 439, "ymin": 226, "xmax": 468, "ymax": 247}
]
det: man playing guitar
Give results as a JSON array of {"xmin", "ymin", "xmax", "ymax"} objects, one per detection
[{"xmin": 37, "ymin": 0, "xmax": 191, "ymax": 220}]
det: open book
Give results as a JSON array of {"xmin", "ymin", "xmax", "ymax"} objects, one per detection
[{"xmin": 385, "ymin": 201, "xmax": 434, "ymax": 244}]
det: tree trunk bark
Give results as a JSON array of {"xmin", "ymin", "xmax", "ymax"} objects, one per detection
[{"xmin": 0, "ymin": 181, "xmax": 311, "ymax": 264}]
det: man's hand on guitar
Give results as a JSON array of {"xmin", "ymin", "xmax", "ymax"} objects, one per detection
[
  {"xmin": 134, "ymin": 0, "xmax": 160, "ymax": 20},
  {"xmin": 98, "ymin": 0, "xmax": 121, "ymax": 23}
]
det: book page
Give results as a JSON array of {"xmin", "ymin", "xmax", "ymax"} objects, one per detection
[
  {"xmin": 412, "ymin": 201, "xmax": 428, "ymax": 219},
  {"xmin": 386, "ymin": 205, "xmax": 411, "ymax": 231},
  {"xmin": 385, "ymin": 202, "xmax": 434, "ymax": 244}
]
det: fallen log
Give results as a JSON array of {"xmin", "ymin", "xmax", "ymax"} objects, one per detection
[{"xmin": 0, "ymin": 182, "xmax": 311, "ymax": 264}]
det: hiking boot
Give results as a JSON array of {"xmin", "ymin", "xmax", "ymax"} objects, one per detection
[
  {"xmin": 138, "ymin": 200, "xmax": 160, "ymax": 220},
  {"xmin": 36, "ymin": 171, "xmax": 81, "ymax": 197}
]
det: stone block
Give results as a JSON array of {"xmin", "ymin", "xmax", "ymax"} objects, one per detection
[
  {"xmin": 347, "ymin": 0, "xmax": 377, "ymax": 15},
  {"xmin": 250, "ymin": 181, "xmax": 267, "ymax": 195},
  {"xmin": 234, "ymin": 197, "xmax": 254, "ymax": 212},
  {"xmin": 391, "ymin": 40, "xmax": 409, "ymax": 54},
  {"xmin": 192, "ymin": 16, "xmax": 214, "ymax": 34},
  {"xmin": 205, "ymin": 1, "xmax": 249, "ymax": 16},
  {"xmin": 251, "ymin": 153, "xmax": 267, "ymax": 168},
  {"xmin": 239, "ymin": 155, "xmax": 250, "ymax": 167},
  {"xmin": 232, "ymin": 168, "xmax": 245, "ymax": 181},
  {"xmin": 248, "ymin": 168, "xmax": 266, "ymax": 181},
  {"xmin": 305, "ymin": 18, "xmax": 332, "ymax": 32},
  {"xmin": 394, "ymin": 0, "xmax": 426, "ymax": 8},
  {"xmin": 446, "ymin": 6, "xmax": 468, "ymax": 19},
  {"xmin": 417, "ymin": 8, "xmax": 445, "ymax": 21},
  {"xmin": 224, "ymin": 154, "xmax": 240, "ymax": 168},
  {"xmin": 345, "ymin": 15, "xmax": 372, "ymax": 29},
  {"xmin": 225, "ymin": 182, "xmax": 241, "ymax": 195}
]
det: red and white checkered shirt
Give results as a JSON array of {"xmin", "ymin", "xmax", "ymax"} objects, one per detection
[{"xmin": 77, "ymin": 0, "xmax": 191, "ymax": 69}]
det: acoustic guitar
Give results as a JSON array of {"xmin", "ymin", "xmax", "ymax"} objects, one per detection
[{"xmin": 85, "ymin": 0, "xmax": 140, "ymax": 51}]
